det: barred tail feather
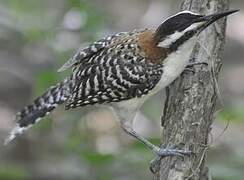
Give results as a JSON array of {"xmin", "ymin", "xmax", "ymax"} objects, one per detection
[{"xmin": 4, "ymin": 79, "xmax": 71, "ymax": 145}]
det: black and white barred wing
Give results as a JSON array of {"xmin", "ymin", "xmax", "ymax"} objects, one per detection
[
  {"xmin": 58, "ymin": 32, "xmax": 127, "ymax": 72},
  {"xmin": 65, "ymin": 57, "xmax": 163, "ymax": 109}
]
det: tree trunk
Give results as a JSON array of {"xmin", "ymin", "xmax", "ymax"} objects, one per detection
[{"xmin": 153, "ymin": 0, "xmax": 230, "ymax": 179}]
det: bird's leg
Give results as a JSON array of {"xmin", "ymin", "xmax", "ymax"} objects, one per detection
[
  {"xmin": 149, "ymin": 143, "xmax": 193, "ymax": 173},
  {"xmin": 121, "ymin": 124, "xmax": 192, "ymax": 158}
]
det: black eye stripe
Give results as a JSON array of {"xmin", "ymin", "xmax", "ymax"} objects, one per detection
[{"xmin": 169, "ymin": 30, "xmax": 196, "ymax": 51}]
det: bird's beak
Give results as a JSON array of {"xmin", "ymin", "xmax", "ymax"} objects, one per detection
[{"xmin": 196, "ymin": 9, "xmax": 239, "ymax": 32}]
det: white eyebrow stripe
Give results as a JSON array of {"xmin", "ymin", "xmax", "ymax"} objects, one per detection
[
  {"xmin": 178, "ymin": 10, "xmax": 199, "ymax": 15},
  {"xmin": 157, "ymin": 32, "xmax": 183, "ymax": 47},
  {"xmin": 162, "ymin": 10, "xmax": 200, "ymax": 24}
]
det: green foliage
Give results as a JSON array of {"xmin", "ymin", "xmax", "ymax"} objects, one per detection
[
  {"xmin": 22, "ymin": 28, "xmax": 52, "ymax": 43},
  {"xmin": 0, "ymin": 165, "xmax": 29, "ymax": 179},
  {"xmin": 218, "ymin": 108, "xmax": 244, "ymax": 123},
  {"xmin": 2, "ymin": 0, "xmax": 58, "ymax": 45},
  {"xmin": 2, "ymin": 0, "xmax": 45, "ymax": 14},
  {"xmin": 34, "ymin": 70, "xmax": 61, "ymax": 95},
  {"xmin": 64, "ymin": 130, "xmax": 88, "ymax": 153},
  {"xmin": 81, "ymin": 151, "xmax": 114, "ymax": 166},
  {"xmin": 96, "ymin": 174, "xmax": 112, "ymax": 180},
  {"xmin": 66, "ymin": 0, "xmax": 110, "ymax": 34},
  {"xmin": 32, "ymin": 117, "xmax": 53, "ymax": 133}
]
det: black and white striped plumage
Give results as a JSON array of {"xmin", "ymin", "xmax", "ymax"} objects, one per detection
[
  {"xmin": 65, "ymin": 31, "xmax": 164, "ymax": 109},
  {"xmin": 4, "ymin": 79, "xmax": 72, "ymax": 144},
  {"xmin": 5, "ymin": 30, "xmax": 164, "ymax": 144},
  {"xmin": 5, "ymin": 10, "xmax": 237, "ymax": 152}
]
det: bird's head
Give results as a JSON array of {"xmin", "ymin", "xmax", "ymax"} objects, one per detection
[{"xmin": 154, "ymin": 10, "xmax": 238, "ymax": 51}]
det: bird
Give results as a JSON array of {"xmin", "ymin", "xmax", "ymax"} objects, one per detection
[{"xmin": 4, "ymin": 10, "xmax": 238, "ymax": 158}]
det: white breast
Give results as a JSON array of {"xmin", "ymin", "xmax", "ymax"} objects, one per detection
[{"xmin": 152, "ymin": 37, "xmax": 197, "ymax": 93}]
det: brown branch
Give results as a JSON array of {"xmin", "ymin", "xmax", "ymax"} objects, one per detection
[{"xmin": 153, "ymin": 0, "xmax": 230, "ymax": 179}]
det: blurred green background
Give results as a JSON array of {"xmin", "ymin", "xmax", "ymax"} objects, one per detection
[{"xmin": 0, "ymin": 0, "xmax": 244, "ymax": 179}]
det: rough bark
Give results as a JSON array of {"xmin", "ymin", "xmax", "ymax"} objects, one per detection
[{"xmin": 154, "ymin": 0, "xmax": 230, "ymax": 179}]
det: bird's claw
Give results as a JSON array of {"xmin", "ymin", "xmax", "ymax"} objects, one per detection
[
  {"xmin": 184, "ymin": 61, "xmax": 208, "ymax": 74},
  {"xmin": 155, "ymin": 148, "xmax": 193, "ymax": 158},
  {"xmin": 187, "ymin": 61, "xmax": 208, "ymax": 68},
  {"xmin": 149, "ymin": 147, "xmax": 194, "ymax": 173},
  {"xmin": 149, "ymin": 156, "xmax": 161, "ymax": 174}
]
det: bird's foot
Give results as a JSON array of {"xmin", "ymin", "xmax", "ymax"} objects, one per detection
[
  {"xmin": 149, "ymin": 156, "xmax": 161, "ymax": 174},
  {"xmin": 150, "ymin": 147, "xmax": 194, "ymax": 173},
  {"xmin": 154, "ymin": 147, "xmax": 193, "ymax": 158}
]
